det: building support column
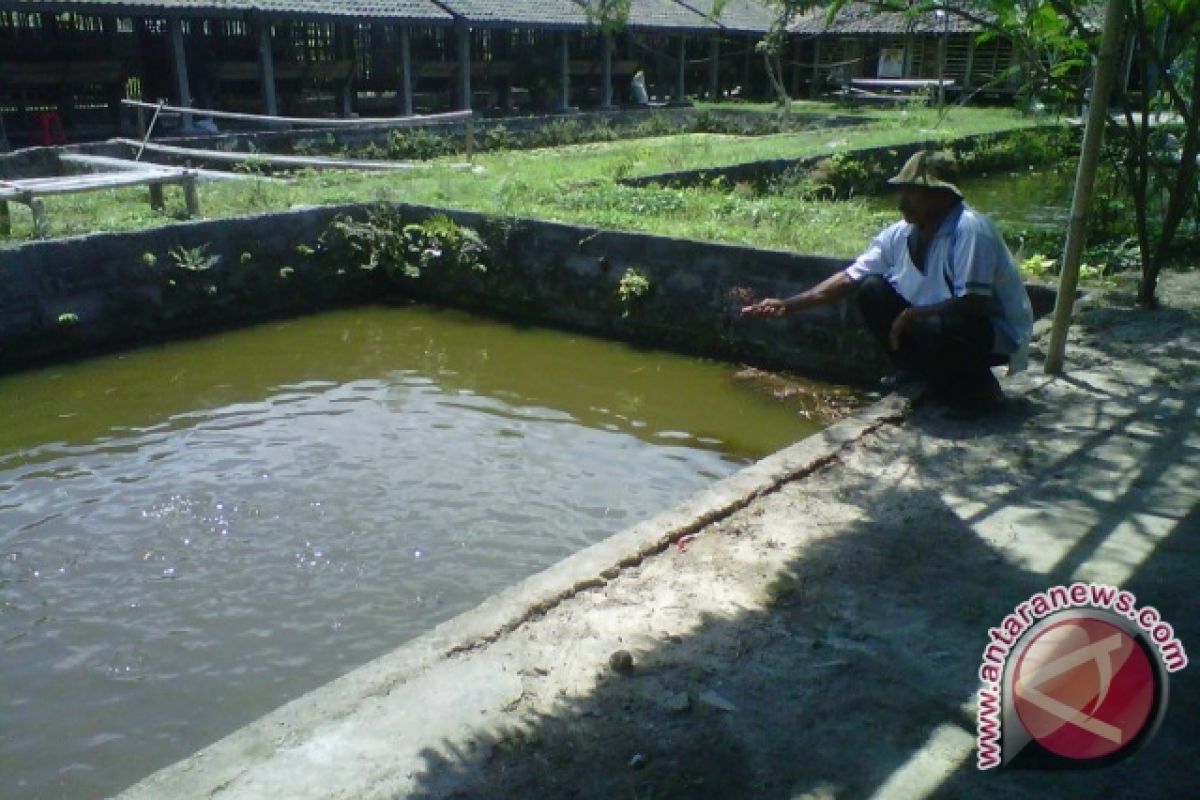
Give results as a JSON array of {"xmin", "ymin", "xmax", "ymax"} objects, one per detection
[
  {"xmin": 167, "ymin": 16, "xmax": 194, "ymax": 131},
  {"xmin": 456, "ymin": 23, "xmax": 472, "ymax": 111},
  {"xmin": 600, "ymin": 33, "xmax": 615, "ymax": 109},
  {"xmin": 810, "ymin": 38, "xmax": 822, "ymax": 98},
  {"xmin": 963, "ymin": 36, "xmax": 976, "ymax": 94},
  {"xmin": 708, "ymin": 37, "xmax": 720, "ymax": 100},
  {"xmin": 672, "ymin": 35, "xmax": 687, "ymax": 105},
  {"xmin": 398, "ymin": 25, "xmax": 413, "ymax": 116},
  {"xmin": 336, "ymin": 24, "xmax": 355, "ymax": 117},
  {"xmin": 256, "ymin": 20, "xmax": 278, "ymax": 116},
  {"xmin": 557, "ymin": 32, "xmax": 571, "ymax": 112}
]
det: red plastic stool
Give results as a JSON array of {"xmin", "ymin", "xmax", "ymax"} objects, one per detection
[{"xmin": 35, "ymin": 112, "xmax": 67, "ymax": 146}]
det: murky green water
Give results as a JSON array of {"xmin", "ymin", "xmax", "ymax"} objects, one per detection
[{"xmin": 0, "ymin": 304, "xmax": 851, "ymax": 799}]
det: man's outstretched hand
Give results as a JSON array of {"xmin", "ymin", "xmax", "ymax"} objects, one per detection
[{"xmin": 741, "ymin": 298, "xmax": 790, "ymax": 318}]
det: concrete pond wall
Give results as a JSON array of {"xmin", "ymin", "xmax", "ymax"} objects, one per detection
[
  {"xmin": 0, "ymin": 108, "xmax": 867, "ymax": 179},
  {"xmin": 0, "ymin": 201, "xmax": 915, "ymax": 384},
  {"xmin": 623, "ymin": 127, "xmax": 1074, "ymax": 194}
]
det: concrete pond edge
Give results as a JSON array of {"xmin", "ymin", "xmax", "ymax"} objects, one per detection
[{"xmin": 116, "ymin": 390, "xmax": 911, "ymax": 798}]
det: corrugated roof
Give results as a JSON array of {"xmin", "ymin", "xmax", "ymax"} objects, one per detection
[
  {"xmin": 572, "ymin": 0, "xmax": 720, "ymax": 33},
  {"xmin": 433, "ymin": 0, "xmax": 592, "ymax": 30},
  {"xmin": 790, "ymin": 2, "xmax": 983, "ymax": 36},
  {"xmin": 673, "ymin": 0, "xmax": 777, "ymax": 34},
  {"xmin": 0, "ymin": 0, "xmax": 455, "ymax": 23}
]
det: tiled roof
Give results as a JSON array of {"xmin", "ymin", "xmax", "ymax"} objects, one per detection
[
  {"xmin": 0, "ymin": 0, "xmax": 454, "ymax": 22},
  {"xmin": 572, "ymin": 0, "xmax": 720, "ymax": 33},
  {"xmin": 433, "ymin": 0, "xmax": 592, "ymax": 30},
  {"xmin": 790, "ymin": 2, "xmax": 984, "ymax": 35},
  {"xmin": 674, "ymin": 0, "xmax": 777, "ymax": 34}
]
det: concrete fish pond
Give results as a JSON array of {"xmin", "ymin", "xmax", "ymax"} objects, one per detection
[
  {"xmin": 0, "ymin": 302, "xmax": 859, "ymax": 800},
  {"xmin": 0, "ymin": 202, "xmax": 907, "ymax": 383},
  {"xmin": 1, "ymin": 195, "xmax": 1054, "ymax": 799}
]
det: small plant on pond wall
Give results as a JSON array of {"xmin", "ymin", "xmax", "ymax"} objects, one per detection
[
  {"xmin": 168, "ymin": 244, "xmax": 220, "ymax": 272},
  {"xmin": 617, "ymin": 267, "xmax": 652, "ymax": 316}
]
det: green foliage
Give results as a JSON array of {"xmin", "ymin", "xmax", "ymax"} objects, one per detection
[
  {"xmin": 322, "ymin": 208, "xmax": 488, "ymax": 282},
  {"xmin": 483, "ymin": 124, "xmax": 519, "ymax": 151},
  {"xmin": 953, "ymin": 128, "xmax": 1076, "ymax": 174},
  {"xmin": 387, "ymin": 128, "xmax": 454, "ymax": 160},
  {"xmin": 1020, "ymin": 252, "xmax": 1056, "ymax": 278},
  {"xmin": 616, "ymin": 267, "xmax": 651, "ymax": 315},
  {"xmin": 168, "ymin": 244, "xmax": 220, "ymax": 272},
  {"xmin": 56, "ymin": 312, "xmax": 80, "ymax": 326},
  {"xmin": 141, "ymin": 252, "xmax": 157, "ymax": 267},
  {"xmin": 582, "ymin": 0, "xmax": 631, "ymax": 36},
  {"xmin": 551, "ymin": 183, "xmax": 687, "ymax": 217}
]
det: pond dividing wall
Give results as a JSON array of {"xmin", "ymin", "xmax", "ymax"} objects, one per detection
[{"xmin": 0, "ymin": 202, "xmax": 898, "ymax": 385}]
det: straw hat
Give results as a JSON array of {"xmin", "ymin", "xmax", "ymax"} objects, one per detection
[{"xmin": 887, "ymin": 151, "xmax": 964, "ymax": 198}]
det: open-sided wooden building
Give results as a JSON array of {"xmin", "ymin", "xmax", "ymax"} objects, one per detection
[
  {"xmin": 0, "ymin": 0, "xmax": 787, "ymax": 146},
  {"xmin": 789, "ymin": 1, "xmax": 1018, "ymax": 101}
]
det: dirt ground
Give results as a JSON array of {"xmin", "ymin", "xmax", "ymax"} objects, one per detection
[{"xmin": 403, "ymin": 269, "xmax": 1200, "ymax": 800}]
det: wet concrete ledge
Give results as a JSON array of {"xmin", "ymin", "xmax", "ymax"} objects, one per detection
[{"xmin": 114, "ymin": 389, "xmax": 911, "ymax": 800}]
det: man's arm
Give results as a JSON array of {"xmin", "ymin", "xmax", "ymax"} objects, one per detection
[{"xmin": 741, "ymin": 271, "xmax": 858, "ymax": 318}]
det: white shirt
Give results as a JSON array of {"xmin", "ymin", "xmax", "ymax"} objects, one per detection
[{"xmin": 844, "ymin": 203, "xmax": 1033, "ymax": 371}]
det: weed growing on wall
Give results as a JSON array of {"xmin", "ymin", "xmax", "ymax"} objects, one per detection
[
  {"xmin": 323, "ymin": 208, "xmax": 488, "ymax": 283},
  {"xmin": 168, "ymin": 244, "xmax": 220, "ymax": 272},
  {"xmin": 617, "ymin": 267, "xmax": 652, "ymax": 316}
]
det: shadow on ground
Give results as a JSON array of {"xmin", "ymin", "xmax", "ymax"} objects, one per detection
[{"xmin": 404, "ymin": 299, "xmax": 1198, "ymax": 800}]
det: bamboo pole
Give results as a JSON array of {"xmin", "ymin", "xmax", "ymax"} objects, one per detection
[
  {"xmin": 113, "ymin": 139, "xmax": 475, "ymax": 172},
  {"xmin": 120, "ymin": 100, "xmax": 471, "ymax": 128},
  {"xmin": 1044, "ymin": 0, "xmax": 1126, "ymax": 375}
]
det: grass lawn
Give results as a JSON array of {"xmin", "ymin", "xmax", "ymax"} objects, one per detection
[{"xmin": 2, "ymin": 103, "xmax": 1052, "ymax": 260}]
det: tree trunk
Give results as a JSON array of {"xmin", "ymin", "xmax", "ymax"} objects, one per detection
[{"xmin": 1140, "ymin": 37, "xmax": 1200, "ymax": 306}]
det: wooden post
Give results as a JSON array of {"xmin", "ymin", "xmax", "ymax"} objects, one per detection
[
  {"xmin": 557, "ymin": 32, "xmax": 570, "ymax": 112},
  {"xmin": 256, "ymin": 19, "xmax": 279, "ymax": 116},
  {"xmin": 601, "ymin": 33, "xmax": 615, "ymax": 109},
  {"xmin": 0, "ymin": 201, "xmax": 10, "ymax": 236},
  {"xmin": 149, "ymin": 184, "xmax": 164, "ymax": 211},
  {"xmin": 674, "ymin": 36, "xmax": 687, "ymax": 104},
  {"xmin": 709, "ymin": 37, "xmax": 721, "ymax": 100},
  {"xmin": 337, "ymin": 25, "xmax": 355, "ymax": 117},
  {"xmin": 456, "ymin": 23, "xmax": 472, "ymax": 111},
  {"xmin": 810, "ymin": 38, "xmax": 822, "ymax": 98},
  {"xmin": 789, "ymin": 38, "xmax": 802, "ymax": 98},
  {"xmin": 398, "ymin": 25, "xmax": 413, "ymax": 116},
  {"xmin": 29, "ymin": 198, "xmax": 47, "ymax": 238},
  {"xmin": 102, "ymin": 17, "xmax": 123, "ymax": 130},
  {"xmin": 167, "ymin": 17, "xmax": 194, "ymax": 132},
  {"xmin": 936, "ymin": 12, "xmax": 948, "ymax": 108},
  {"xmin": 183, "ymin": 175, "xmax": 199, "ymax": 217},
  {"xmin": 964, "ymin": 36, "xmax": 976, "ymax": 93},
  {"xmin": 1045, "ymin": 0, "xmax": 1125, "ymax": 375}
]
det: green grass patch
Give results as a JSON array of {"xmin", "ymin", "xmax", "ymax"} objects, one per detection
[{"xmin": 0, "ymin": 104, "xmax": 1049, "ymax": 260}]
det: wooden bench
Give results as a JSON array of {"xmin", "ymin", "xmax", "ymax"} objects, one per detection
[{"xmin": 0, "ymin": 169, "xmax": 198, "ymax": 239}]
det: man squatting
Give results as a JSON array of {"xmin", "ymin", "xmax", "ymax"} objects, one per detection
[{"xmin": 742, "ymin": 151, "xmax": 1034, "ymax": 413}]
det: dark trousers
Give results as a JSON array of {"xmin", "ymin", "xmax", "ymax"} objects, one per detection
[{"xmin": 856, "ymin": 274, "xmax": 1004, "ymax": 405}]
